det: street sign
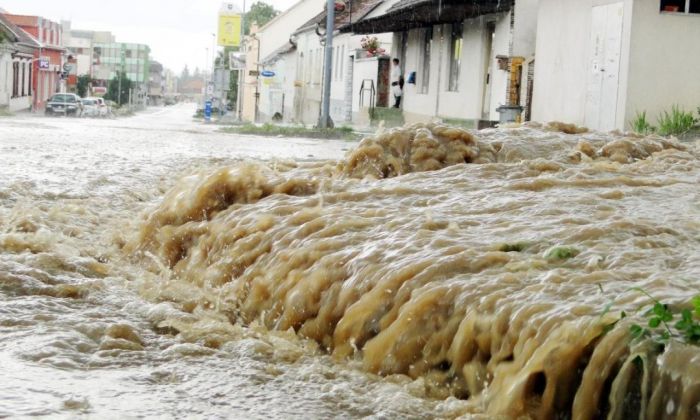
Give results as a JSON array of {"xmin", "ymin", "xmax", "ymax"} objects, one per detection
[
  {"xmin": 204, "ymin": 100, "xmax": 212, "ymax": 122},
  {"xmin": 218, "ymin": 13, "xmax": 242, "ymax": 47},
  {"xmin": 261, "ymin": 70, "xmax": 275, "ymax": 77},
  {"xmin": 39, "ymin": 58, "xmax": 50, "ymax": 70}
]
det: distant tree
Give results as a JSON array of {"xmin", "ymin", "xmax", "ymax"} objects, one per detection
[
  {"xmin": 76, "ymin": 74, "xmax": 92, "ymax": 98},
  {"xmin": 105, "ymin": 72, "xmax": 132, "ymax": 105},
  {"xmin": 215, "ymin": 48, "xmax": 240, "ymax": 106},
  {"xmin": 180, "ymin": 65, "xmax": 190, "ymax": 82},
  {"xmin": 193, "ymin": 67, "xmax": 201, "ymax": 79},
  {"xmin": 244, "ymin": 1, "xmax": 279, "ymax": 34}
]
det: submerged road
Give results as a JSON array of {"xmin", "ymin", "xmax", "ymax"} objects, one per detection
[{"xmin": 0, "ymin": 106, "xmax": 449, "ymax": 419}]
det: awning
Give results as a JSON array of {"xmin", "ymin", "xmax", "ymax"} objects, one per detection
[{"xmin": 341, "ymin": 0, "xmax": 512, "ymax": 34}]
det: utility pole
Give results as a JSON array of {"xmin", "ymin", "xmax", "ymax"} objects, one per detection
[
  {"xmin": 319, "ymin": 0, "xmax": 335, "ymax": 128},
  {"xmin": 237, "ymin": 0, "xmax": 246, "ymax": 122}
]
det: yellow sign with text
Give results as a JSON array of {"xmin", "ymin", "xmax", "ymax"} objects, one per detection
[{"xmin": 218, "ymin": 14, "xmax": 241, "ymax": 47}]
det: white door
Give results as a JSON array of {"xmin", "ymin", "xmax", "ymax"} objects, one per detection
[{"xmin": 585, "ymin": 2, "xmax": 624, "ymax": 131}]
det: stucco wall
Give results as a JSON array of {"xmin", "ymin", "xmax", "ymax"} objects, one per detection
[
  {"xmin": 0, "ymin": 50, "xmax": 11, "ymax": 107},
  {"xmin": 625, "ymin": 2, "xmax": 700, "ymax": 128},
  {"xmin": 531, "ymin": 0, "xmax": 634, "ymax": 129},
  {"xmin": 257, "ymin": 0, "xmax": 325, "ymax": 60},
  {"xmin": 513, "ymin": 0, "xmax": 540, "ymax": 57},
  {"xmin": 488, "ymin": 12, "xmax": 512, "ymax": 121},
  {"xmin": 399, "ymin": 12, "xmax": 512, "ymax": 123}
]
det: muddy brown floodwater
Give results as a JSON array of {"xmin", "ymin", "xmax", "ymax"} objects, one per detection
[{"xmin": 1, "ymin": 105, "xmax": 700, "ymax": 419}]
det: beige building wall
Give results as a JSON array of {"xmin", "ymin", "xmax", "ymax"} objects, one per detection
[
  {"xmin": 241, "ymin": 29, "xmax": 260, "ymax": 122},
  {"xmin": 624, "ymin": 1, "xmax": 700, "ymax": 129}
]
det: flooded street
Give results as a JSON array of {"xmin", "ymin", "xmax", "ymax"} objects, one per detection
[
  {"xmin": 1, "ymin": 105, "xmax": 444, "ymax": 419},
  {"xmin": 1, "ymin": 105, "xmax": 700, "ymax": 418}
]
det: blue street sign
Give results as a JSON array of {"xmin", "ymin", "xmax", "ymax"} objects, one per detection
[
  {"xmin": 261, "ymin": 70, "xmax": 275, "ymax": 77},
  {"xmin": 204, "ymin": 100, "xmax": 212, "ymax": 122}
]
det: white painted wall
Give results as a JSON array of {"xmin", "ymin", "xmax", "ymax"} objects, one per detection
[
  {"xmin": 513, "ymin": 0, "xmax": 540, "ymax": 57},
  {"xmin": 488, "ymin": 12, "xmax": 512, "ymax": 121},
  {"xmin": 531, "ymin": 0, "xmax": 634, "ymax": 129},
  {"xmin": 0, "ymin": 47, "xmax": 33, "ymax": 112},
  {"xmin": 0, "ymin": 47, "xmax": 11, "ymax": 108},
  {"xmin": 257, "ymin": 0, "xmax": 325, "ymax": 61},
  {"xmin": 352, "ymin": 56, "xmax": 380, "ymax": 114},
  {"xmin": 625, "ymin": 1, "xmax": 700, "ymax": 128},
  {"xmin": 399, "ymin": 11, "xmax": 514, "ymax": 123}
]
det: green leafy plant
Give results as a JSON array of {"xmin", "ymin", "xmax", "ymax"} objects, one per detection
[
  {"xmin": 656, "ymin": 105, "xmax": 698, "ymax": 136},
  {"xmin": 598, "ymin": 286, "xmax": 700, "ymax": 347},
  {"xmin": 543, "ymin": 246, "xmax": 579, "ymax": 261},
  {"xmin": 630, "ymin": 111, "xmax": 655, "ymax": 135}
]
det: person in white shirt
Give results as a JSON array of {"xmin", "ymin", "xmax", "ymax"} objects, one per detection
[{"xmin": 391, "ymin": 58, "xmax": 403, "ymax": 108}]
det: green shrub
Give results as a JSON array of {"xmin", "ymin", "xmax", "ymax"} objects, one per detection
[
  {"xmin": 630, "ymin": 111, "xmax": 655, "ymax": 135},
  {"xmin": 222, "ymin": 123, "xmax": 359, "ymax": 140},
  {"xmin": 657, "ymin": 105, "xmax": 698, "ymax": 136}
]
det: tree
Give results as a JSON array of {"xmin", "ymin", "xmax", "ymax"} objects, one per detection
[
  {"xmin": 180, "ymin": 65, "xmax": 190, "ymax": 83},
  {"xmin": 244, "ymin": 1, "xmax": 279, "ymax": 34},
  {"xmin": 105, "ymin": 72, "xmax": 132, "ymax": 105},
  {"xmin": 76, "ymin": 74, "xmax": 92, "ymax": 98}
]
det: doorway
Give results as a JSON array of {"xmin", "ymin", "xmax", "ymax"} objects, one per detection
[{"xmin": 584, "ymin": 2, "xmax": 624, "ymax": 131}]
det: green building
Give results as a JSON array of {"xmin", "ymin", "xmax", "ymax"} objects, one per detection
[{"xmin": 93, "ymin": 42, "xmax": 150, "ymax": 85}]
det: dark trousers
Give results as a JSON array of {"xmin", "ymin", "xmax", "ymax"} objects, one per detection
[{"xmin": 393, "ymin": 95, "xmax": 402, "ymax": 108}]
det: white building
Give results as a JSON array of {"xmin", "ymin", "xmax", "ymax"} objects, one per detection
[
  {"xmin": 532, "ymin": 0, "xmax": 700, "ymax": 132},
  {"xmin": 0, "ymin": 14, "xmax": 38, "ymax": 112},
  {"xmin": 350, "ymin": 0, "xmax": 540, "ymax": 127},
  {"xmin": 61, "ymin": 22, "xmax": 94, "ymax": 77},
  {"xmin": 254, "ymin": 0, "xmax": 395, "ymax": 125},
  {"xmin": 251, "ymin": 0, "xmax": 325, "ymax": 123}
]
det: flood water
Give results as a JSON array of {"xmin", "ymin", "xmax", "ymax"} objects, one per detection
[{"xmin": 1, "ymin": 105, "xmax": 699, "ymax": 419}]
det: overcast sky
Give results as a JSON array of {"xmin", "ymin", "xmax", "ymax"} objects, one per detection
[{"xmin": 0, "ymin": 0, "xmax": 297, "ymax": 73}]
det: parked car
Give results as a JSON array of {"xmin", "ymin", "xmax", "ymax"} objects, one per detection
[
  {"xmin": 84, "ymin": 97, "xmax": 111, "ymax": 117},
  {"xmin": 45, "ymin": 93, "xmax": 83, "ymax": 116},
  {"xmin": 80, "ymin": 98, "xmax": 99, "ymax": 117}
]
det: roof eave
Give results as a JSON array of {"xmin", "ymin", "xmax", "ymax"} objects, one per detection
[{"xmin": 342, "ymin": 0, "xmax": 512, "ymax": 34}]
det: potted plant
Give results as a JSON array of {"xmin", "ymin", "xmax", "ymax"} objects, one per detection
[{"xmin": 360, "ymin": 36, "xmax": 386, "ymax": 57}]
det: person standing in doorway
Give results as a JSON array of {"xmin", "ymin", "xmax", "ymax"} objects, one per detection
[{"xmin": 391, "ymin": 58, "xmax": 403, "ymax": 108}]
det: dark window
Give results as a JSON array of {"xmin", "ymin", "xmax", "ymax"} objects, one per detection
[
  {"xmin": 12, "ymin": 62, "xmax": 19, "ymax": 97},
  {"xmin": 660, "ymin": 0, "xmax": 700, "ymax": 13},
  {"xmin": 691, "ymin": 0, "xmax": 700, "ymax": 13},
  {"xmin": 28, "ymin": 63, "xmax": 32, "ymax": 95},
  {"xmin": 21, "ymin": 62, "xmax": 25, "ymax": 96}
]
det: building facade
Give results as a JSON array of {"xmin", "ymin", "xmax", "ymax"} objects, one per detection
[
  {"xmin": 92, "ymin": 42, "xmax": 150, "ymax": 93},
  {"xmin": 149, "ymin": 61, "xmax": 164, "ymax": 105},
  {"xmin": 349, "ymin": 0, "xmax": 539, "ymax": 127},
  {"xmin": 532, "ymin": 0, "xmax": 700, "ymax": 131},
  {"xmin": 0, "ymin": 13, "xmax": 39, "ymax": 112},
  {"xmin": 3, "ymin": 13, "xmax": 65, "ymax": 110},
  {"xmin": 254, "ymin": 0, "xmax": 394, "ymax": 125}
]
